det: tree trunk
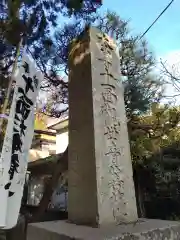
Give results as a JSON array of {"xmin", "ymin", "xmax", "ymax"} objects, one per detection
[
  {"xmin": 30, "ymin": 147, "xmax": 68, "ymax": 222},
  {"xmin": 134, "ymin": 168, "xmax": 146, "ymax": 218},
  {"xmin": 136, "ymin": 179, "xmax": 146, "ymax": 218}
]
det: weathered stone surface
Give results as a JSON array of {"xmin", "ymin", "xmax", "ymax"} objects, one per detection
[
  {"xmin": 27, "ymin": 219, "xmax": 180, "ymax": 240},
  {"xmin": 68, "ymin": 26, "xmax": 137, "ymax": 226}
]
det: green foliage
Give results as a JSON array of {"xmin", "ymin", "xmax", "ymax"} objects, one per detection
[
  {"xmin": 131, "ymin": 104, "xmax": 180, "ymax": 165},
  {"xmin": 0, "ymin": 0, "xmax": 101, "ymax": 71},
  {"xmin": 45, "ymin": 11, "xmax": 164, "ymax": 118},
  {"xmin": 2, "ymin": 3, "xmax": 180, "ymax": 220},
  {"xmin": 0, "ymin": 6, "xmax": 164, "ymax": 119},
  {"xmin": 0, "ymin": 0, "xmax": 101, "ymax": 148},
  {"xmin": 131, "ymin": 103, "xmax": 180, "ymax": 219},
  {"xmin": 0, "ymin": 0, "xmax": 101, "ymax": 118}
]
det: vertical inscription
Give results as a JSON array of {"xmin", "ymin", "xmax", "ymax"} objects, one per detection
[
  {"xmin": 4, "ymin": 61, "xmax": 39, "ymax": 197},
  {"xmin": 97, "ymin": 33, "xmax": 126, "ymax": 220}
]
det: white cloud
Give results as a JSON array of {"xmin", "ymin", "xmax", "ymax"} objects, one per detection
[{"xmin": 161, "ymin": 50, "xmax": 180, "ymax": 66}]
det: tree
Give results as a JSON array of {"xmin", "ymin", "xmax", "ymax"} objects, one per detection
[
  {"xmin": 1, "ymin": 7, "xmax": 164, "ymax": 120},
  {"xmin": 42, "ymin": 11, "xmax": 164, "ymax": 120},
  {"xmin": 0, "ymin": 0, "xmax": 101, "ymax": 158},
  {"xmin": 0, "ymin": 0, "xmax": 101, "ymax": 91},
  {"xmin": 131, "ymin": 103, "xmax": 180, "ymax": 162},
  {"xmin": 20, "ymin": 11, "xmax": 168, "ymax": 220},
  {"xmin": 29, "ymin": 11, "xmax": 170, "ymax": 221},
  {"xmin": 131, "ymin": 103, "xmax": 180, "ymax": 217},
  {"xmin": 160, "ymin": 58, "xmax": 180, "ymax": 102},
  {"xmin": 0, "ymin": 1, "xmax": 101, "ymax": 237},
  {"xmin": 31, "ymin": 11, "xmax": 180, "ymax": 222},
  {"xmin": 0, "ymin": 0, "xmax": 102, "ymax": 130},
  {"xmin": 2, "ymin": 3, "xmax": 179, "ymax": 231}
]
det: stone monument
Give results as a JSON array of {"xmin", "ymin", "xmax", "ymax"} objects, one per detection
[
  {"xmin": 28, "ymin": 27, "xmax": 180, "ymax": 240},
  {"xmin": 68, "ymin": 26, "xmax": 137, "ymax": 226}
]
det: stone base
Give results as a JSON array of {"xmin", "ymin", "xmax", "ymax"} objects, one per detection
[{"xmin": 27, "ymin": 219, "xmax": 180, "ymax": 240}]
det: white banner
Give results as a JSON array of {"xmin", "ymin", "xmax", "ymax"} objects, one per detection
[{"xmin": 0, "ymin": 55, "xmax": 43, "ymax": 229}]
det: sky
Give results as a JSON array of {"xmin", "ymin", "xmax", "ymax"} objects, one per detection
[
  {"xmin": 101, "ymin": 0, "xmax": 180, "ymax": 57},
  {"xmin": 42, "ymin": 1, "xmax": 180, "ymax": 105},
  {"xmin": 101, "ymin": 0, "xmax": 180, "ymax": 103}
]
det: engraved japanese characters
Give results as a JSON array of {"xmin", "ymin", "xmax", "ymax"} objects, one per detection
[
  {"xmin": 97, "ymin": 33, "xmax": 127, "ymax": 221},
  {"xmin": 68, "ymin": 27, "xmax": 137, "ymax": 226}
]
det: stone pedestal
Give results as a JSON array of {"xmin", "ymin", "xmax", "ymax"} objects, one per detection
[
  {"xmin": 68, "ymin": 26, "xmax": 137, "ymax": 226},
  {"xmin": 27, "ymin": 219, "xmax": 180, "ymax": 240}
]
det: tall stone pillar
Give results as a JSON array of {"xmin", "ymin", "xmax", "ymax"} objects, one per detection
[{"xmin": 68, "ymin": 26, "xmax": 137, "ymax": 227}]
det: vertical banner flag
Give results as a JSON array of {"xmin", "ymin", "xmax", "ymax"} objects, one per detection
[{"xmin": 0, "ymin": 54, "xmax": 43, "ymax": 229}]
